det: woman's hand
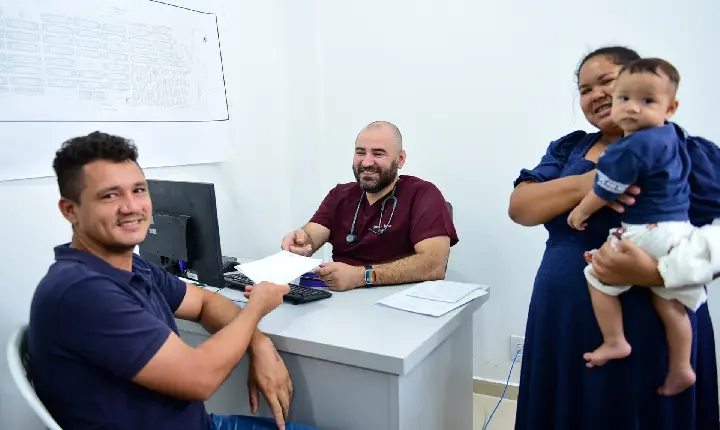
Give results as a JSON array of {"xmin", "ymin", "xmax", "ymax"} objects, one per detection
[
  {"xmin": 591, "ymin": 239, "xmax": 664, "ymax": 287},
  {"xmin": 606, "ymin": 185, "xmax": 641, "ymax": 213},
  {"xmin": 579, "ymin": 170, "xmax": 640, "ymax": 213}
]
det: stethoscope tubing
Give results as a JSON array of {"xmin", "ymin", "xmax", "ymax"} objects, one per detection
[{"xmin": 346, "ymin": 185, "xmax": 397, "ymax": 245}]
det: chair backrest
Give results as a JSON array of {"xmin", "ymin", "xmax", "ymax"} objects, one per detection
[
  {"xmin": 7, "ymin": 325, "xmax": 63, "ymax": 430},
  {"xmin": 444, "ymin": 201, "xmax": 454, "ymax": 272}
]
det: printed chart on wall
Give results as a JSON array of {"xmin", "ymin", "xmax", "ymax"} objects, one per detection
[
  {"xmin": 0, "ymin": 0, "xmax": 228, "ymax": 122},
  {"xmin": 0, "ymin": 0, "xmax": 231, "ymax": 183}
]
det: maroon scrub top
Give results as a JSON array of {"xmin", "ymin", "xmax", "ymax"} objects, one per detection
[{"xmin": 309, "ymin": 175, "xmax": 458, "ymax": 266}]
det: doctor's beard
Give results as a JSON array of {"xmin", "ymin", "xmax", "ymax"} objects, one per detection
[{"xmin": 353, "ymin": 159, "xmax": 399, "ymax": 194}]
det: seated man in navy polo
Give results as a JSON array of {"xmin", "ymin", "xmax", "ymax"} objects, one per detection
[{"xmin": 27, "ymin": 131, "xmax": 318, "ymax": 430}]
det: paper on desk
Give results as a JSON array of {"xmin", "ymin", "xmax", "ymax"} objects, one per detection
[
  {"xmin": 404, "ymin": 280, "xmax": 482, "ymax": 303},
  {"xmin": 237, "ymin": 250, "xmax": 322, "ymax": 284},
  {"xmin": 377, "ymin": 284, "xmax": 488, "ymax": 317}
]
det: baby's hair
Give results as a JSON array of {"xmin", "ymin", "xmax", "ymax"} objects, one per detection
[{"xmin": 618, "ymin": 58, "xmax": 680, "ymax": 94}]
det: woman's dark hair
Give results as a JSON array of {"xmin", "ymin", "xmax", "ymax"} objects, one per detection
[
  {"xmin": 52, "ymin": 131, "xmax": 139, "ymax": 203},
  {"xmin": 575, "ymin": 46, "xmax": 641, "ymax": 84}
]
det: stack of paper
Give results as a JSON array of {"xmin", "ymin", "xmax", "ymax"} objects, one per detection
[
  {"xmin": 237, "ymin": 250, "xmax": 323, "ymax": 284},
  {"xmin": 377, "ymin": 280, "xmax": 488, "ymax": 317}
]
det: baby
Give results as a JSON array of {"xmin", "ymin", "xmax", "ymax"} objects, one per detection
[{"xmin": 567, "ymin": 58, "xmax": 706, "ymax": 396}]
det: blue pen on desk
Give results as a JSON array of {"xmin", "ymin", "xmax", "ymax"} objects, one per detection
[{"xmin": 178, "ymin": 261, "xmax": 187, "ymax": 273}]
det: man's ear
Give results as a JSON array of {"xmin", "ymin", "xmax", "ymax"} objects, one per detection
[
  {"xmin": 58, "ymin": 197, "xmax": 79, "ymax": 225},
  {"xmin": 397, "ymin": 149, "xmax": 407, "ymax": 169}
]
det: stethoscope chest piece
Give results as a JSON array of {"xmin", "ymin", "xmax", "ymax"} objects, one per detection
[{"xmin": 346, "ymin": 185, "xmax": 398, "ymax": 246}]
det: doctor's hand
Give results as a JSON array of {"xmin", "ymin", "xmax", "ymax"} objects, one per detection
[
  {"xmin": 314, "ymin": 262, "xmax": 364, "ymax": 291},
  {"xmin": 281, "ymin": 229, "xmax": 312, "ymax": 256}
]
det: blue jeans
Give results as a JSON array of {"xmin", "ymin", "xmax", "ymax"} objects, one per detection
[{"xmin": 210, "ymin": 413, "xmax": 319, "ymax": 430}]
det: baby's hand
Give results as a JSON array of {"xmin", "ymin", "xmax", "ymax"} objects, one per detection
[{"xmin": 567, "ymin": 207, "xmax": 590, "ymax": 231}]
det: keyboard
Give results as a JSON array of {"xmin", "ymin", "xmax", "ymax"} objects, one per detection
[
  {"xmin": 284, "ymin": 283, "xmax": 332, "ymax": 305},
  {"xmin": 223, "ymin": 272, "xmax": 255, "ymax": 289},
  {"xmin": 222, "ymin": 276, "xmax": 332, "ymax": 305}
]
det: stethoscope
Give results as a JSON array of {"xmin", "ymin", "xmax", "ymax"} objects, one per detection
[{"xmin": 346, "ymin": 185, "xmax": 398, "ymax": 245}]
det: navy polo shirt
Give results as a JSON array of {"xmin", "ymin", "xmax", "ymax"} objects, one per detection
[
  {"xmin": 594, "ymin": 123, "xmax": 691, "ymax": 225},
  {"xmin": 27, "ymin": 244, "xmax": 212, "ymax": 430}
]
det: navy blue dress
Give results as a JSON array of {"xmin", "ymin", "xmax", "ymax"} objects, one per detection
[{"xmin": 514, "ymin": 129, "xmax": 720, "ymax": 430}]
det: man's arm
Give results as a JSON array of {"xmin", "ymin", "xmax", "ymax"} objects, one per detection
[
  {"xmin": 302, "ymin": 222, "xmax": 331, "ymax": 254},
  {"xmin": 373, "ymin": 236, "xmax": 451, "ymax": 285},
  {"xmin": 164, "ymin": 282, "xmax": 292, "ymax": 426},
  {"xmin": 133, "ymin": 290, "xmax": 265, "ymax": 401},
  {"xmin": 54, "ymin": 279, "xmax": 263, "ymax": 402},
  {"xmin": 174, "ymin": 283, "xmax": 265, "ymax": 345},
  {"xmin": 371, "ymin": 182, "xmax": 457, "ymax": 285},
  {"xmin": 283, "ymin": 185, "xmax": 334, "ymax": 255},
  {"xmin": 304, "ymin": 186, "xmax": 336, "ymax": 253}
]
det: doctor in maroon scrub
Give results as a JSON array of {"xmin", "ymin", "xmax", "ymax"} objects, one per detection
[{"xmin": 281, "ymin": 120, "xmax": 459, "ymax": 291}]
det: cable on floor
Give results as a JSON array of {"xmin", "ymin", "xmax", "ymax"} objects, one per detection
[{"xmin": 483, "ymin": 348, "xmax": 520, "ymax": 430}]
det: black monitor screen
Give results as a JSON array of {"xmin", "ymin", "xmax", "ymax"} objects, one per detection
[{"xmin": 139, "ymin": 179, "xmax": 224, "ymax": 288}]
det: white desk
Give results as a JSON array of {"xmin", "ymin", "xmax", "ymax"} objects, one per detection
[{"xmin": 177, "ymin": 281, "xmax": 490, "ymax": 430}]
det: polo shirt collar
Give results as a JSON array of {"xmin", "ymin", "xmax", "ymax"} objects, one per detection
[{"xmin": 54, "ymin": 243, "xmax": 136, "ymax": 284}]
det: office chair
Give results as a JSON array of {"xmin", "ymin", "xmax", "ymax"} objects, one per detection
[{"xmin": 7, "ymin": 325, "xmax": 63, "ymax": 430}]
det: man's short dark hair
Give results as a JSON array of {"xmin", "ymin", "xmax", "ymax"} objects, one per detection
[
  {"xmin": 618, "ymin": 57, "xmax": 681, "ymax": 94},
  {"xmin": 53, "ymin": 131, "xmax": 139, "ymax": 203}
]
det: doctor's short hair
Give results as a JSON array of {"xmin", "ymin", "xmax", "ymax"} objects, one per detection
[
  {"xmin": 618, "ymin": 57, "xmax": 680, "ymax": 93},
  {"xmin": 53, "ymin": 131, "xmax": 139, "ymax": 203}
]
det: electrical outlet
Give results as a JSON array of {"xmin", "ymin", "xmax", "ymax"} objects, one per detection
[{"xmin": 509, "ymin": 335, "xmax": 524, "ymax": 359}]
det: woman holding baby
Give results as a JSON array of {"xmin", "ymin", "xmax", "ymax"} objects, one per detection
[{"xmin": 510, "ymin": 45, "xmax": 720, "ymax": 429}]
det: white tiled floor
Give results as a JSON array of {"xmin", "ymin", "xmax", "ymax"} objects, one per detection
[{"xmin": 474, "ymin": 394, "xmax": 516, "ymax": 429}]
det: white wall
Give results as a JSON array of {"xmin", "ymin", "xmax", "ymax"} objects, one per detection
[
  {"xmin": 1, "ymin": 0, "xmax": 720, "ymax": 427},
  {"xmin": 309, "ymin": 0, "xmax": 720, "ymax": 384}
]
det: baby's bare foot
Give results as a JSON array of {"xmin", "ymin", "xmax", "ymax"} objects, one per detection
[
  {"xmin": 583, "ymin": 340, "xmax": 632, "ymax": 368},
  {"xmin": 658, "ymin": 367, "xmax": 696, "ymax": 396}
]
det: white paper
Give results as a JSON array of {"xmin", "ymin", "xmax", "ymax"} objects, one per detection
[
  {"xmin": 0, "ymin": 0, "xmax": 228, "ymax": 122},
  {"xmin": 237, "ymin": 250, "xmax": 322, "ymax": 285},
  {"xmin": 404, "ymin": 280, "xmax": 482, "ymax": 303},
  {"xmin": 377, "ymin": 286, "xmax": 488, "ymax": 317}
]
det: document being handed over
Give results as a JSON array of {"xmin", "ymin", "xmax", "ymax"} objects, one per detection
[{"xmin": 237, "ymin": 250, "xmax": 323, "ymax": 284}]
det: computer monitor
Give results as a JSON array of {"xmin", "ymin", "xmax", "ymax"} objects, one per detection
[{"xmin": 139, "ymin": 179, "xmax": 225, "ymax": 288}]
